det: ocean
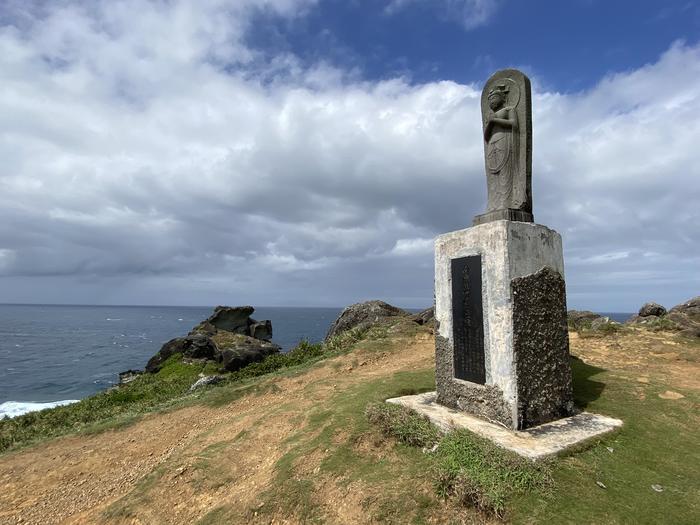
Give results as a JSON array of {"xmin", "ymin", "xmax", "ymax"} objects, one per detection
[
  {"xmin": 0, "ymin": 304, "xmax": 342, "ymax": 418},
  {"xmin": 0, "ymin": 305, "xmax": 631, "ymax": 419}
]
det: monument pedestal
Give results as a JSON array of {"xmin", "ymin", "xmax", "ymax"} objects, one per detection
[{"xmin": 434, "ymin": 220, "xmax": 574, "ymax": 430}]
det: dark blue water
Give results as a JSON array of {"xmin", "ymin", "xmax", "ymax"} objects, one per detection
[
  {"xmin": 0, "ymin": 305, "xmax": 632, "ymax": 416},
  {"xmin": 0, "ymin": 305, "xmax": 341, "ymax": 407},
  {"xmin": 600, "ymin": 312, "xmax": 633, "ymax": 323}
]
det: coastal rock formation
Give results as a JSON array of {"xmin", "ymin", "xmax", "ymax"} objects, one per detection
[
  {"xmin": 325, "ymin": 300, "xmax": 408, "ymax": 341},
  {"xmin": 145, "ymin": 306, "xmax": 281, "ymax": 374},
  {"xmin": 410, "ymin": 307, "xmax": 435, "ymax": 326},
  {"xmin": 623, "ymin": 297, "xmax": 700, "ymax": 338},
  {"xmin": 567, "ymin": 310, "xmax": 605, "ymax": 330},
  {"xmin": 667, "ymin": 296, "xmax": 700, "ymax": 337},
  {"xmin": 638, "ymin": 302, "xmax": 667, "ymax": 318},
  {"xmin": 669, "ymin": 296, "xmax": 700, "ymax": 318},
  {"xmin": 118, "ymin": 369, "xmax": 144, "ymax": 385},
  {"xmin": 145, "ymin": 334, "xmax": 218, "ymax": 373},
  {"xmin": 189, "ymin": 306, "xmax": 272, "ymax": 341}
]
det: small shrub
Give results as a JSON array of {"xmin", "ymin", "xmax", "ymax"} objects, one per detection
[
  {"xmin": 433, "ymin": 430, "xmax": 551, "ymax": 517},
  {"xmin": 365, "ymin": 402, "xmax": 441, "ymax": 448},
  {"xmin": 597, "ymin": 322, "xmax": 622, "ymax": 334},
  {"xmin": 640, "ymin": 317, "xmax": 679, "ymax": 332}
]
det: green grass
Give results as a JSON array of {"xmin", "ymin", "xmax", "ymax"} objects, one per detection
[
  {"xmin": 0, "ymin": 327, "xmax": 368, "ymax": 455},
  {"xmin": 4, "ymin": 318, "xmax": 698, "ymax": 523},
  {"xmin": 0, "ymin": 354, "xmax": 217, "ymax": 453},
  {"xmin": 635, "ymin": 317, "xmax": 680, "ymax": 332},
  {"xmin": 364, "ymin": 402, "xmax": 551, "ymax": 518},
  {"xmin": 253, "ymin": 368, "xmax": 439, "ymax": 524},
  {"xmin": 192, "ymin": 359, "xmax": 438, "ymax": 524},
  {"xmin": 510, "ymin": 357, "xmax": 700, "ymax": 525},
  {"xmin": 433, "ymin": 430, "xmax": 551, "ymax": 518},
  {"xmin": 365, "ymin": 402, "xmax": 441, "ymax": 448},
  {"xmin": 572, "ymin": 321, "xmax": 626, "ymax": 338}
]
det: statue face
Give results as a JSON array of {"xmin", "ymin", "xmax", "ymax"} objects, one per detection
[{"xmin": 488, "ymin": 91, "xmax": 505, "ymax": 110}]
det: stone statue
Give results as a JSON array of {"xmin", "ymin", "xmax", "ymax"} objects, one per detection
[{"xmin": 474, "ymin": 69, "xmax": 533, "ymax": 225}]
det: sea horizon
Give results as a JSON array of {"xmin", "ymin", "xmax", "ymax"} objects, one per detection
[{"xmin": 0, "ymin": 303, "xmax": 634, "ymax": 419}]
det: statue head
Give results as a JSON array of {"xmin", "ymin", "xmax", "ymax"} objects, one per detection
[{"xmin": 487, "ymin": 84, "xmax": 508, "ymax": 110}]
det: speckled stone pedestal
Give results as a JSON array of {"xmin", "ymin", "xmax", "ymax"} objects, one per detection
[
  {"xmin": 434, "ymin": 220, "xmax": 574, "ymax": 430},
  {"xmin": 387, "ymin": 392, "xmax": 622, "ymax": 460}
]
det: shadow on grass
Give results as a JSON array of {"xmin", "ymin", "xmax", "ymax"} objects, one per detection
[{"xmin": 570, "ymin": 356, "xmax": 606, "ymax": 409}]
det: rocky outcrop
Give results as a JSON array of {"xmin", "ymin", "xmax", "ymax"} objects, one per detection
[
  {"xmin": 410, "ymin": 307, "xmax": 435, "ymax": 326},
  {"xmin": 219, "ymin": 342, "xmax": 280, "ymax": 372},
  {"xmin": 118, "ymin": 369, "xmax": 144, "ymax": 385},
  {"xmin": 146, "ymin": 306, "xmax": 281, "ymax": 374},
  {"xmin": 567, "ymin": 310, "xmax": 605, "ymax": 330},
  {"xmin": 667, "ymin": 296, "xmax": 700, "ymax": 337},
  {"xmin": 145, "ymin": 333, "xmax": 218, "ymax": 373},
  {"xmin": 190, "ymin": 306, "xmax": 272, "ymax": 341},
  {"xmin": 669, "ymin": 296, "xmax": 700, "ymax": 318},
  {"xmin": 638, "ymin": 302, "xmax": 667, "ymax": 318},
  {"xmin": 325, "ymin": 300, "xmax": 409, "ymax": 341},
  {"xmin": 624, "ymin": 297, "xmax": 700, "ymax": 338}
]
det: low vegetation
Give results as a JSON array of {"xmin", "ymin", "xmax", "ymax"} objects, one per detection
[
  {"xmin": 2, "ymin": 319, "xmax": 698, "ymax": 523},
  {"xmin": 365, "ymin": 402, "xmax": 441, "ymax": 449},
  {"xmin": 365, "ymin": 402, "xmax": 551, "ymax": 517},
  {"xmin": 0, "ymin": 326, "xmax": 369, "ymax": 454}
]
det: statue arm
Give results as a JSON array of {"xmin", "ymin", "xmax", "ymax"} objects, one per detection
[
  {"xmin": 489, "ymin": 115, "xmax": 516, "ymax": 127},
  {"xmin": 484, "ymin": 109, "xmax": 517, "ymax": 139}
]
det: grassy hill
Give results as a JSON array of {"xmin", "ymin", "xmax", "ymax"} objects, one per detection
[{"xmin": 0, "ymin": 320, "xmax": 698, "ymax": 524}]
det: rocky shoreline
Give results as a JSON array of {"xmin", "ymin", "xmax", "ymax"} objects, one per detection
[
  {"xmin": 568, "ymin": 296, "xmax": 700, "ymax": 337},
  {"xmin": 118, "ymin": 301, "xmax": 436, "ymax": 389}
]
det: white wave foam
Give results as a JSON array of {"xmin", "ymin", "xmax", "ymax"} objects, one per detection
[{"xmin": 0, "ymin": 400, "xmax": 79, "ymax": 419}]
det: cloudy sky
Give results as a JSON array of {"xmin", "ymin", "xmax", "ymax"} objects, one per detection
[{"xmin": 0, "ymin": 0, "xmax": 698, "ymax": 311}]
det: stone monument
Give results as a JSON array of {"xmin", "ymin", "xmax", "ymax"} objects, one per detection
[
  {"xmin": 434, "ymin": 69, "xmax": 573, "ymax": 430},
  {"xmin": 474, "ymin": 69, "xmax": 533, "ymax": 226},
  {"xmin": 387, "ymin": 69, "xmax": 622, "ymax": 458}
]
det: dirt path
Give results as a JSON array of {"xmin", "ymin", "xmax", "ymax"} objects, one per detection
[{"xmin": 0, "ymin": 332, "xmax": 435, "ymax": 525}]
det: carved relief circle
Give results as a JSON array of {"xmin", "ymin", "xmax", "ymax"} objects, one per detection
[
  {"xmin": 482, "ymin": 76, "xmax": 521, "ymax": 125},
  {"xmin": 499, "ymin": 77, "xmax": 520, "ymax": 110}
]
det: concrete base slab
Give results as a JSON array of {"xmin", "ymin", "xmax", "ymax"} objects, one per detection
[{"xmin": 387, "ymin": 392, "xmax": 622, "ymax": 460}]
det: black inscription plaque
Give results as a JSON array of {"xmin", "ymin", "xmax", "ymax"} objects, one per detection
[{"xmin": 451, "ymin": 255, "xmax": 485, "ymax": 384}]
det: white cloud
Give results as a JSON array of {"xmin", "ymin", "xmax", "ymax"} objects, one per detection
[
  {"xmin": 0, "ymin": 2, "xmax": 698, "ymax": 309},
  {"xmin": 384, "ymin": 0, "xmax": 501, "ymax": 30},
  {"xmin": 391, "ymin": 238, "xmax": 435, "ymax": 256}
]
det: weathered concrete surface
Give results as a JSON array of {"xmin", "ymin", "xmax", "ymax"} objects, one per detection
[
  {"xmin": 434, "ymin": 220, "xmax": 572, "ymax": 429},
  {"xmin": 387, "ymin": 392, "xmax": 622, "ymax": 460},
  {"xmin": 512, "ymin": 267, "xmax": 574, "ymax": 428}
]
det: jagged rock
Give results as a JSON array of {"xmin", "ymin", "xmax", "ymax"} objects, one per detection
[
  {"xmin": 183, "ymin": 333, "xmax": 218, "ymax": 359},
  {"xmin": 670, "ymin": 296, "xmax": 700, "ymax": 318},
  {"xmin": 411, "ymin": 307, "xmax": 435, "ymax": 326},
  {"xmin": 638, "ymin": 302, "xmax": 667, "ymax": 318},
  {"xmin": 145, "ymin": 305, "xmax": 280, "ymax": 374},
  {"xmin": 218, "ymin": 336, "xmax": 281, "ymax": 372},
  {"xmin": 567, "ymin": 310, "xmax": 605, "ymax": 330},
  {"xmin": 118, "ymin": 369, "xmax": 143, "ymax": 385},
  {"xmin": 667, "ymin": 296, "xmax": 700, "ymax": 337},
  {"xmin": 250, "ymin": 320, "xmax": 272, "ymax": 341},
  {"xmin": 190, "ymin": 306, "xmax": 254, "ymax": 335},
  {"xmin": 189, "ymin": 375, "xmax": 224, "ymax": 391},
  {"xmin": 189, "ymin": 306, "xmax": 273, "ymax": 341},
  {"xmin": 325, "ymin": 300, "xmax": 408, "ymax": 341},
  {"xmin": 627, "ymin": 314, "xmax": 661, "ymax": 325},
  {"xmin": 145, "ymin": 334, "xmax": 217, "ymax": 373},
  {"xmin": 146, "ymin": 337, "xmax": 188, "ymax": 373}
]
